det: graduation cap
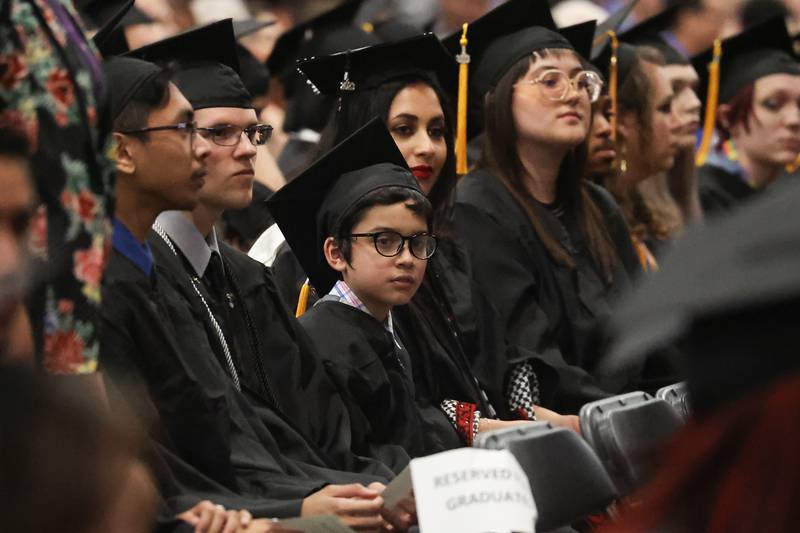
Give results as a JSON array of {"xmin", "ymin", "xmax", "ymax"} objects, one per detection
[
  {"xmin": 601, "ymin": 178, "xmax": 800, "ymax": 414},
  {"xmin": 126, "ymin": 20, "xmax": 253, "ymax": 110},
  {"xmin": 617, "ymin": 2, "xmax": 688, "ymax": 65},
  {"xmin": 233, "ymin": 21, "xmax": 274, "ymax": 99},
  {"xmin": 298, "ymin": 33, "xmax": 457, "ymax": 98},
  {"xmin": 87, "ymin": 0, "xmax": 136, "ymax": 57},
  {"xmin": 103, "ymin": 56, "xmax": 163, "ymax": 122},
  {"xmin": 442, "ymin": 0, "xmax": 594, "ymax": 169},
  {"xmin": 266, "ymin": 117, "xmax": 418, "ymax": 297},
  {"xmin": 360, "ymin": 17, "xmax": 422, "ymax": 42},
  {"xmin": 76, "ymin": 0, "xmax": 152, "ymax": 31},
  {"xmin": 233, "ymin": 18, "xmax": 276, "ymax": 40},
  {"xmin": 266, "ymin": 0, "xmax": 368, "ymax": 83},
  {"xmin": 442, "ymin": 0, "xmax": 571, "ymax": 99},
  {"xmin": 591, "ymin": 0, "xmax": 638, "ymax": 64},
  {"xmin": 692, "ymin": 16, "xmax": 800, "ymax": 165}
]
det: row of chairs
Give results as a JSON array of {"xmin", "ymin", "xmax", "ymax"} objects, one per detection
[{"xmin": 473, "ymin": 383, "xmax": 690, "ymax": 532}]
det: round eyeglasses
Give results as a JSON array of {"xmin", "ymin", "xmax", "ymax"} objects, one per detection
[
  {"xmin": 348, "ymin": 231, "xmax": 437, "ymax": 260},
  {"xmin": 198, "ymin": 124, "xmax": 274, "ymax": 146},
  {"xmin": 516, "ymin": 69, "xmax": 603, "ymax": 103}
]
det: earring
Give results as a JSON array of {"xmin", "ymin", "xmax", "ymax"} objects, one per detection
[{"xmin": 618, "ymin": 142, "xmax": 628, "ymax": 175}]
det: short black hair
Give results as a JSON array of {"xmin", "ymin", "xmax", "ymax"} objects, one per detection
[
  {"xmin": 113, "ymin": 67, "xmax": 174, "ymax": 138},
  {"xmin": 331, "ymin": 186, "xmax": 432, "ymax": 263},
  {"xmin": 0, "ymin": 127, "xmax": 30, "ymax": 159}
]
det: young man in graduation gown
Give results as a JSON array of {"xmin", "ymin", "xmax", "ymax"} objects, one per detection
[
  {"xmin": 108, "ymin": 21, "xmax": 414, "ymax": 530},
  {"xmin": 97, "ymin": 55, "xmax": 263, "ymax": 531}
]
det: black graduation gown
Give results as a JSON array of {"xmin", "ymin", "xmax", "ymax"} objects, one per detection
[
  {"xmin": 454, "ymin": 169, "xmax": 640, "ymax": 413},
  {"xmin": 101, "ymin": 249, "xmax": 391, "ymax": 519},
  {"xmin": 300, "ymin": 301, "xmax": 462, "ymax": 466},
  {"xmin": 393, "ymin": 241, "xmax": 508, "ymax": 420},
  {"xmin": 698, "ymin": 162, "xmax": 760, "ymax": 217},
  {"xmin": 403, "ymin": 237, "xmax": 563, "ymax": 418},
  {"xmin": 272, "ymin": 233, "xmax": 508, "ymax": 424},
  {"xmin": 147, "ymin": 233, "xmax": 393, "ymax": 479}
]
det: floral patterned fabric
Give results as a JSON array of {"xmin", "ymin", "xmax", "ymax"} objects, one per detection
[{"xmin": 0, "ymin": 0, "xmax": 113, "ymax": 373}]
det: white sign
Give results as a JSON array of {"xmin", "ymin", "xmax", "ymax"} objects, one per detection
[{"xmin": 410, "ymin": 448, "xmax": 537, "ymax": 533}]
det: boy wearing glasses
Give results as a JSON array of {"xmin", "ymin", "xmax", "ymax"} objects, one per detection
[{"xmin": 271, "ymin": 119, "xmax": 477, "ymax": 464}]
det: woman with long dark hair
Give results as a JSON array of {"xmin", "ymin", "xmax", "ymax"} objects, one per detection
[
  {"xmin": 589, "ymin": 42, "xmax": 681, "ymax": 267},
  {"xmin": 452, "ymin": 5, "xmax": 640, "ymax": 414}
]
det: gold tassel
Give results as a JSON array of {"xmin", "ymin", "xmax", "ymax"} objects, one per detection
[
  {"xmin": 295, "ymin": 279, "xmax": 310, "ymax": 317},
  {"xmin": 455, "ymin": 23, "xmax": 470, "ymax": 175},
  {"xmin": 695, "ymin": 38, "xmax": 722, "ymax": 167},
  {"xmin": 605, "ymin": 30, "xmax": 619, "ymax": 143},
  {"xmin": 786, "ymin": 152, "xmax": 800, "ymax": 173},
  {"xmin": 632, "ymin": 236, "xmax": 659, "ymax": 273}
]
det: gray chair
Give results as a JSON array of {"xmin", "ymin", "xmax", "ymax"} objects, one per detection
[
  {"xmin": 580, "ymin": 391, "xmax": 684, "ymax": 496},
  {"xmin": 475, "ymin": 422, "xmax": 617, "ymax": 532},
  {"xmin": 656, "ymin": 381, "xmax": 691, "ymax": 420}
]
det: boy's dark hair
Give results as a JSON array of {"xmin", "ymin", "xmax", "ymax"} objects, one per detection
[
  {"xmin": 330, "ymin": 186, "xmax": 433, "ymax": 263},
  {"xmin": 113, "ymin": 67, "xmax": 174, "ymax": 138}
]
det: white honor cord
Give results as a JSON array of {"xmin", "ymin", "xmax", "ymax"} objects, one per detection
[{"xmin": 153, "ymin": 223, "xmax": 242, "ymax": 391}]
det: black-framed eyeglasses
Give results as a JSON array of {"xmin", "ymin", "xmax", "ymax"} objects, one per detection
[
  {"xmin": 348, "ymin": 231, "xmax": 437, "ymax": 260},
  {"xmin": 118, "ymin": 121, "xmax": 199, "ymax": 139},
  {"xmin": 198, "ymin": 124, "xmax": 273, "ymax": 146}
]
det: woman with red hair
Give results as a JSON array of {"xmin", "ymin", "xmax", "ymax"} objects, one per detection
[{"xmin": 694, "ymin": 17, "xmax": 800, "ymax": 216}]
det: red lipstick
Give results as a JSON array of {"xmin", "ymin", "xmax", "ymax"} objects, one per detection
[{"xmin": 411, "ymin": 165, "xmax": 433, "ymax": 181}]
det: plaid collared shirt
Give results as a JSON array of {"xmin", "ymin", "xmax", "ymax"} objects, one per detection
[{"xmin": 328, "ymin": 280, "xmax": 395, "ymax": 337}]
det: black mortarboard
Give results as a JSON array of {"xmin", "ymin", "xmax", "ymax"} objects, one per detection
[
  {"xmin": 618, "ymin": 3, "xmax": 688, "ymax": 65},
  {"xmin": 591, "ymin": 0, "xmax": 640, "ymax": 87},
  {"xmin": 362, "ymin": 18, "xmax": 421, "ymax": 42},
  {"xmin": 276, "ymin": 5, "xmax": 380, "ymax": 130},
  {"xmin": 233, "ymin": 18, "xmax": 276, "ymax": 40},
  {"xmin": 267, "ymin": 0, "xmax": 367, "ymax": 82},
  {"xmin": 592, "ymin": 0, "xmax": 638, "ymax": 55},
  {"xmin": 103, "ymin": 56, "xmax": 163, "ymax": 122},
  {"xmin": 266, "ymin": 118, "xmax": 419, "ymax": 295},
  {"xmin": 692, "ymin": 16, "xmax": 800, "ymax": 105},
  {"xmin": 441, "ymin": 0, "xmax": 589, "ymax": 99},
  {"xmin": 126, "ymin": 20, "xmax": 253, "ymax": 110},
  {"xmin": 591, "ymin": 0, "xmax": 638, "ymax": 78},
  {"xmin": 88, "ymin": 0, "xmax": 134, "ymax": 58},
  {"xmin": 298, "ymin": 33, "xmax": 457, "ymax": 98},
  {"xmin": 76, "ymin": 0, "xmax": 152, "ymax": 31}
]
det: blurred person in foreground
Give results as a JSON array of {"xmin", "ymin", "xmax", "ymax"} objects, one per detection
[
  {"xmin": 601, "ymin": 178, "xmax": 800, "ymax": 533},
  {"xmin": 0, "ymin": 128, "xmax": 37, "ymax": 366},
  {"xmin": 1, "ymin": 0, "xmax": 113, "ymax": 384},
  {"xmin": 0, "ymin": 366, "xmax": 158, "ymax": 533}
]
